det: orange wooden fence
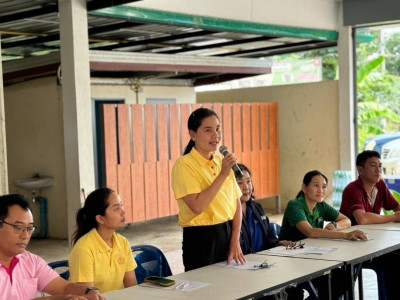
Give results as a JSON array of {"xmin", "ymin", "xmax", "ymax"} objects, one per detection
[{"xmin": 103, "ymin": 102, "xmax": 279, "ymax": 223}]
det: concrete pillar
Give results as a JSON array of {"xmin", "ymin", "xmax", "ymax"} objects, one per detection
[
  {"xmin": 337, "ymin": 2, "xmax": 356, "ymax": 173},
  {"xmin": 0, "ymin": 34, "xmax": 9, "ymax": 194},
  {"xmin": 58, "ymin": 0, "xmax": 95, "ymax": 245}
]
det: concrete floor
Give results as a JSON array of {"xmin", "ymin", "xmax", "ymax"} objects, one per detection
[{"xmin": 27, "ymin": 212, "xmax": 377, "ymax": 298}]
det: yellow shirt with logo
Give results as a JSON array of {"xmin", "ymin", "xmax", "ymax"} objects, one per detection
[
  {"xmin": 68, "ymin": 228, "xmax": 136, "ymax": 293},
  {"xmin": 171, "ymin": 148, "xmax": 242, "ymax": 227}
]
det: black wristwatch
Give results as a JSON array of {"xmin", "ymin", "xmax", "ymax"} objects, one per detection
[
  {"xmin": 85, "ymin": 286, "xmax": 99, "ymax": 294},
  {"xmin": 330, "ymin": 221, "xmax": 337, "ymax": 228}
]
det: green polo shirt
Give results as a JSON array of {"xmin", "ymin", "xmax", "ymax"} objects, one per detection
[{"xmin": 278, "ymin": 194, "xmax": 339, "ymax": 241}]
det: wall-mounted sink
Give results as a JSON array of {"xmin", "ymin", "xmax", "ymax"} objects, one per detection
[{"xmin": 13, "ymin": 176, "xmax": 54, "ymax": 191}]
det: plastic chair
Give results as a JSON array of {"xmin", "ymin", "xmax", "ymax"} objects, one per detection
[
  {"xmin": 357, "ymin": 262, "xmax": 386, "ymax": 300},
  {"xmin": 131, "ymin": 245, "xmax": 172, "ymax": 284},
  {"xmin": 48, "ymin": 260, "xmax": 69, "ymax": 280},
  {"xmin": 270, "ymin": 222, "xmax": 281, "ymax": 237}
]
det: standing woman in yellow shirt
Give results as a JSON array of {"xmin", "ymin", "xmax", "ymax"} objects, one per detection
[
  {"xmin": 68, "ymin": 188, "xmax": 137, "ymax": 293},
  {"xmin": 171, "ymin": 107, "xmax": 245, "ymax": 271}
]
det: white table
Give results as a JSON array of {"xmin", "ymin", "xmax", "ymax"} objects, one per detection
[
  {"xmin": 259, "ymin": 226, "xmax": 400, "ymax": 299},
  {"xmin": 352, "ymin": 222, "xmax": 400, "ymax": 231},
  {"xmin": 104, "ymin": 254, "xmax": 342, "ymax": 300}
]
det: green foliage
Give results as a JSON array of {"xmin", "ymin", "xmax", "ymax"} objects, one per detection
[
  {"xmin": 357, "ymin": 56, "xmax": 384, "ymax": 84},
  {"xmin": 356, "ymin": 29, "xmax": 400, "ymax": 150},
  {"xmin": 384, "ymin": 32, "xmax": 400, "ymax": 76}
]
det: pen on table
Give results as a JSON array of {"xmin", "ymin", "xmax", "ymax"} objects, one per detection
[{"xmin": 175, "ymin": 281, "xmax": 188, "ymax": 290}]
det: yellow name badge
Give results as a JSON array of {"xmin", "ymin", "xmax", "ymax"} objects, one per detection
[{"xmin": 118, "ymin": 256, "xmax": 125, "ymax": 264}]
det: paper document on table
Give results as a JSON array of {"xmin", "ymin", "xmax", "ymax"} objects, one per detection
[
  {"xmin": 214, "ymin": 260, "xmax": 275, "ymax": 270},
  {"xmin": 140, "ymin": 280, "xmax": 210, "ymax": 292},
  {"xmin": 265, "ymin": 245, "xmax": 336, "ymax": 256}
]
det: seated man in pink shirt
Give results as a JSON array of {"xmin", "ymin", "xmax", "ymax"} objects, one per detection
[{"xmin": 0, "ymin": 194, "xmax": 104, "ymax": 300}]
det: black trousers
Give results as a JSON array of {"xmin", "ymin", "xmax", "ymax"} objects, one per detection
[{"xmin": 182, "ymin": 220, "xmax": 232, "ymax": 272}]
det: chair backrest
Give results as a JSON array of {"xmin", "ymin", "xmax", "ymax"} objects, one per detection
[
  {"xmin": 270, "ymin": 222, "xmax": 281, "ymax": 237},
  {"xmin": 131, "ymin": 244, "xmax": 172, "ymax": 284},
  {"xmin": 48, "ymin": 260, "xmax": 69, "ymax": 280}
]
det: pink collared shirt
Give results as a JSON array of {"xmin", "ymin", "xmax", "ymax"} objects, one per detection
[{"xmin": 0, "ymin": 250, "xmax": 59, "ymax": 300}]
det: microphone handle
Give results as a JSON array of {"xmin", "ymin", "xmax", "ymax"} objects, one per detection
[{"xmin": 232, "ymin": 163, "xmax": 243, "ymax": 178}]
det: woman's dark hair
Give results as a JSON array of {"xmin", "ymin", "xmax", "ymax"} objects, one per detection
[
  {"xmin": 237, "ymin": 163, "xmax": 255, "ymax": 201},
  {"xmin": 72, "ymin": 187, "xmax": 115, "ymax": 245},
  {"xmin": 183, "ymin": 107, "xmax": 219, "ymax": 155},
  {"xmin": 296, "ymin": 170, "xmax": 328, "ymax": 199}
]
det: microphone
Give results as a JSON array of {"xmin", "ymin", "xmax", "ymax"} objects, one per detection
[{"xmin": 219, "ymin": 145, "xmax": 243, "ymax": 178}]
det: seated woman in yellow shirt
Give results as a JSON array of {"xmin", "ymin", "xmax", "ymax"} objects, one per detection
[{"xmin": 68, "ymin": 188, "xmax": 137, "ymax": 293}]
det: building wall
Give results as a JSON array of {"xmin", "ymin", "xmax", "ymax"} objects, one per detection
[
  {"xmin": 196, "ymin": 80, "xmax": 340, "ymax": 209},
  {"xmin": 4, "ymin": 77, "xmax": 67, "ymax": 238}
]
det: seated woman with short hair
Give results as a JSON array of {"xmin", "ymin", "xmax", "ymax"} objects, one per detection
[{"xmin": 236, "ymin": 163, "xmax": 292, "ymax": 254}]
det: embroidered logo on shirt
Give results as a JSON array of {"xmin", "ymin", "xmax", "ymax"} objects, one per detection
[{"xmin": 118, "ymin": 256, "xmax": 125, "ymax": 264}]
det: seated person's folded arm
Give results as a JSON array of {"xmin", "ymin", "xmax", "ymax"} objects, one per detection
[
  {"xmin": 353, "ymin": 208, "xmax": 400, "ymax": 224},
  {"xmin": 334, "ymin": 213, "xmax": 351, "ymax": 230}
]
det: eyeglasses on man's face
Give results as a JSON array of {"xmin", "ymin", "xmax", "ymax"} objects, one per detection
[
  {"xmin": 0, "ymin": 219, "xmax": 36, "ymax": 234},
  {"xmin": 286, "ymin": 241, "xmax": 305, "ymax": 250}
]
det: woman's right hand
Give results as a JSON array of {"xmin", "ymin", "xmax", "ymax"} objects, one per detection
[
  {"xmin": 221, "ymin": 153, "xmax": 237, "ymax": 177},
  {"xmin": 344, "ymin": 229, "xmax": 367, "ymax": 241}
]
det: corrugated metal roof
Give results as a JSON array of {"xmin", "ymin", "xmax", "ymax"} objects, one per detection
[{"xmin": 0, "ymin": 1, "xmax": 337, "ymax": 85}]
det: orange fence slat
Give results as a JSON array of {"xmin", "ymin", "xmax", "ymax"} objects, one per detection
[
  {"xmin": 222, "ymin": 103, "xmax": 232, "ymax": 151},
  {"xmin": 131, "ymin": 105, "xmax": 144, "ymax": 163},
  {"xmin": 269, "ymin": 102, "xmax": 279, "ymax": 150},
  {"xmin": 131, "ymin": 163, "xmax": 145, "ymax": 222},
  {"xmin": 157, "ymin": 161, "xmax": 170, "ymax": 217},
  {"xmin": 251, "ymin": 151, "xmax": 261, "ymax": 196},
  {"xmin": 260, "ymin": 103, "xmax": 268, "ymax": 150},
  {"xmin": 232, "ymin": 103, "xmax": 242, "ymax": 161},
  {"xmin": 251, "ymin": 103, "xmax": 260, "ymax": 152},
  {"xmin": 144, "ymin": 162, "xmax": 158, "ymax": 220},
  {"xmin": 212, "ymin": 103, "xmax": 222, "ymax": 122},
  {"xmin": 169, "ymin": 160, "xmax": 179, "ymax": 215},
  {"xmin": 169, "ymin": 104, "xmax": 181, "ymax": 160},
  {"xmin": 180, "ymin": 104, "xmax": 191, "ymax": 154},
  {"xmin": 259, "ymin": 149, "xmax": 269, "ymax": 198},
  {"xmin": 201, "ymin": 103, "xmax": 213, "ymax": 109},
  {"xmin": 103, "ymin": 105, "xmax": 118, "ymax": 191},
  {"xmin": 192, "ymin": 103, "xmax": 202, "ymax": 111},
  {"xmin": 145, "ymin": 105, "xmax": 157, "ymax": 162},
  {"xmin": 118, "ymin": 164, "xmax": 132, "ymax": 222},
  {"xmin": 157, "ymin": 105, "xmax": 169, "ymax": 161},
  {"xmin": 118, "ymin": 104, "xmax": 130, "ymax": 164},
  {"xmin": 242, "ymin": 103, "xmax": 251, "ymax": 154},
  {"xmin": 241, "ymin": 103, "xmax": 252, "ymax": 166}
]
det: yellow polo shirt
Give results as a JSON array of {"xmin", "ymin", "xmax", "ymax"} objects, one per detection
[
  {"xmin": 68, "ymin": 228, "xmax": 136, "ymax": 293},
  {"xmin": 171, "ymin": 148, "xmax": 242, "ymax": 227}
]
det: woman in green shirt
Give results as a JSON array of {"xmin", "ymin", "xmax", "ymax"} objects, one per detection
[
  {"xmin": 279, "ymin": 170, "xmax": 367, "ymax": 300},
  {"xmin": 279, "ymin": 170, "xmax": 367, "ymax": 242}
]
